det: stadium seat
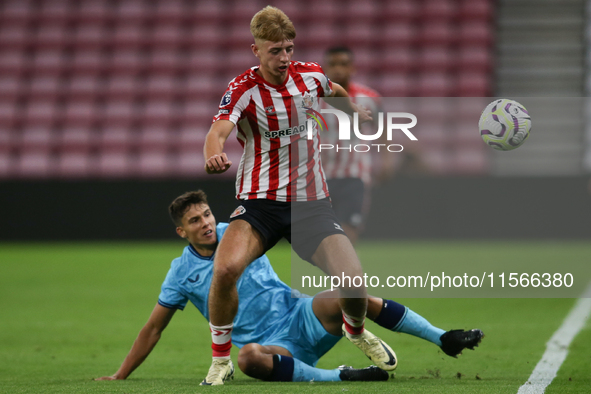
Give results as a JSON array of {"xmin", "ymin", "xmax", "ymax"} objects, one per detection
[
  {"xmin": 457, "ymin": 73, "xmax": 491, "ymax": 97},
  {"xmin": 33, "ymin": 24, "xmax": 69, "ymax": 50},
  {"xmin": 189, "ymin": 0, "xmax": 225, "ymax": 23},
  {"xmin": 185, "ymin": 51, "xmax": 218, "ymax": 74},
  {"xmin": 421, "ymin": 0, "xmax": 457, "ymax": 21},
  {"xmin": 458, "ymin": 22, "xmax": 493, "ymax": 47},
  {"xmin": 0, "ymin": 151, "xmax": 11, "ymax": 178},
  {"xmin": 115, "ymin": 1, "xmax": 150, "ymax": 24},
  {"xmin": 1, "ymin": 1, "xmax": 34, "ymax": 24},
  {"xmin": 56, "ymin": 152, "xmax": 93, "ymax": 178},
  {"xmin": 101, "ymin": 101, "xmax": 138, "ymax": 127},
  {"xmin": 67, "ymin": 75, "xmax": 101, "ymax": 100},
  {"xmin": 31, "ymin": 51, "xmax": 64, "ymax": 75},
  {"xmin": 187, "ymin": 24, "xmax": 223, "ymax": 50},
  {"xmin": 99, "ymin": 127, "xmax": 135, "ymax": 151},
  {"xmin": 150, "ymin": 24, "xmax": 184, "ymax": 49},
  {"xmin": 0, "ymin": 102, "xmax": 20, "ymax": 128},
  {"xmin": 137, "ymin": 150, "xmax": 172, "ymax": 177},
  {"xmin": 22, "ymin": 101, "xmax": 57, "ymax": 126},
  {"xmin": 144, "ymin": 74, "xmax": 178, "ymax": 100},
  {"xmin": 155, "ymin": 0, "xmax": 186, "ymax": 23},
  {"xmin": 70, "ymin": 51, "xmax": 105, "ymax": 74},
  {"xmin": 417, "ymin": 47, "xmax": 455, "ymax": 72},
  {"xmin": 177, "ymin": 126, "xmax": 207, "ymax": 151},
  {"xmin": 97, "ymin": 151, "xmax": 135, "ymax": 177},
  {"xmin": 111, "ymin": 24, "xmax": 145, "ymax": 49},
  {"xmin": 381, "ymin": 0, "xmax": 419, "ymax": 22},
  {"xmin": 104, "ymin": 75, "xmax": 138, "ymax": 101},
  {"xmin": 28, "ymin": 76, "xmax": 62, "ymax": 101},
  {"xmin": 458, "ymin": 0, "xmax": 494, "ymax": 22},
  {"xmin": 183, "ymin": 74, "xmax": 221, "ymax": 101},
  {"xmin": 72, "ymin": 24, "xmax": 108, "ymax": 50},
  {"xmin": 457, "ymin": 47, "xmax": 492, "ymax": 72},
  {"xmin": 451, "ymin": 148, "xmax": 489, "ymax": 174},
  {"xmin": 417, "ymin": 23, "xmax": 455, "ymax": 47},
  {"xmin": 0, "ymin": 77, "xmax": 21, "ymax": 102},
  {"xmin": 60, "ymin": 127, "xmax": 95, "ymax": 152},
  {"xmin": 77, "ymin": 0, "xmax": 112, "ymax": 23},
  {"xmin": 180, "ymin": 101, "xmax": 217, "ymax": 125},
  {"xmin": 37, "ymin": 1, "xmax": 72, "ymax": 24},
  {"xmin": 343, "ymin": 24, "xmax": 379, "ymax": 46},
  {"xmin": 177, "ymin": 150, "xmax": 207, "ymax": 177},
  {"xmin": 381, "ymin": 24, "xmax": 417, "ymax": 47},
  {"xmin": 0, "ymin": 24, "xmax": 29, "ymax": 50},
  {"xmin": 147, "ymin": 50, "xmax": 181, "ymax": 74},
  {"xmin": 0, "ymin": 51, "xmax": 27, "ymax": 76},
  {"xmin": 380, "ymin": 48, "xmax": 415, "ymax": 73},
  {"xmin": 374, "ymin": 74, "xmax": 413, "ymax": 97},
  {"xmin": 109, "ymin": 50, "xmax": 146, "ymax": 74},
  {"xmin": 16, "ymin": 150, "xmax": 55, "ymax": 178},
  {"xmin": 415, "ymin": 73, "xmax": 454, "ymax": 97},
  {"xmin": 141, "ymin": 101, "xmax": 176, "ymax": 125},
  {"xmin": 63, "ymin": 101, "xmax": 98, "ymax": 127}
]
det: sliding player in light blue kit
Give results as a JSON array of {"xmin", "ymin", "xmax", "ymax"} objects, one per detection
[{"xmin": 96, "ymin": 190, "xmax": 483, "ymax": 385}]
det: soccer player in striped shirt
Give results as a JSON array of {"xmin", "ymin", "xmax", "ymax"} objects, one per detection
[
  {"xmin": 202, "ymin": 6, "xmax": 396, "ymax": 385},
  {"xmin": 322, "ymin": 46, "xmax": 387, "ymax": 245}
]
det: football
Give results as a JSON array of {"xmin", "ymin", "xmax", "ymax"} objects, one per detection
[{"xmin": 478, "ymin": 99, "xmax": 531, "ymax": 151}]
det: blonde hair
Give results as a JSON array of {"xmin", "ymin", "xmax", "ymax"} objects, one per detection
[{"xmin": 250, "ymin": 6, "xmax": 296, "ymax": 42}]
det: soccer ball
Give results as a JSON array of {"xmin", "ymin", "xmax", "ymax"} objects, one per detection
[{"xmin": 478, "ymin": 99, "xmax": 531, "ymax": 151}]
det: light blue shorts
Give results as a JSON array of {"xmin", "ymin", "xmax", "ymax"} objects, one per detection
[{"xmin": 260, "ymin": 297, "xmax": 341, "ymax": 366}]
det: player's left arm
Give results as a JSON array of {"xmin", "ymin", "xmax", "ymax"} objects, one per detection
[
  {"xmin": 95, "ymin": 304, "xmax": 177, "ymax": 380},
  {"xmin": 327, "ymin": 83, "xmax": 372, "ymax": 123}
]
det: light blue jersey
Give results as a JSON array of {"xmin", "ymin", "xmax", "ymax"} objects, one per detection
[{"xmin": 159, "ymin": 223, "xmax": 303, "ymax": 349}]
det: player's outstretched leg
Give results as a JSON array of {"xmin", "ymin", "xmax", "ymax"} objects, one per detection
[
  {"xmin": 439, "ymin": 329, "xmax": 484, "ymax": 357},
  {"xmin": 200, "ymin": 358, "xmax": 234, "ymax": 386},
  {"xmin": 237, "ymin": 344, "xmax": 389, "ymax": 382},
  {"xmin": 342, "ymin": 324, "xmax": 398, "ymax": 371},
  {"xmin": 368, "ymin": 298, "xmax": 484, "ymax": 357}
]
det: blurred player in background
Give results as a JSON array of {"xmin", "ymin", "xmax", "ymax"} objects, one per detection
[
  {"xmin": 322, "ymin": 46, "xmax": 390, "ymax": 244},
  {"xmin": 203, "ymin": 5, "xmax": 396, "ymax": 385},
  {"xmin": 95, "ymin": 191, "xmax": 483, "ymax": 384}
]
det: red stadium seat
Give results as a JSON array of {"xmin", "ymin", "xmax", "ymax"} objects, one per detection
[
  {"xmin": 97, "ymin": 151, "xmax": 135, "ymax": 177},
  {"xmin": 150, "ymin": 24, "xmax": 184, "ymax": 49},
  {"xmin": 63, "ymin": 101, "xmax": 98, "ymax": 127},
  {"xmin": 137, "ymin": 151, "xmax": 173, "ymax": 177},
  {"xmin": 33, "ymin": 24, "xmax": 69, "ymax": 51},
  {"xmin": 374, "ymin": 74, "xmax": 413, "ymax": 97},
  {"xmin": 0, "ymin": 102, "xmax": 20, "ymax": 128},
  {"xmin": 72, "ymin": 24, "xmax": 108, "ymax": 50},
  {"xmin": 56, "ymin": 152, "xmax": 93, "ymax": 178},
  {"xmin": 77, "ymin": 0, "xmax": 113, "ymax": 23},
  {"xmin": 99, "ymin": 127, "xmax": 135, "ymax": 151},
  {"xmin": 16, "ymin": 151, "xmax": 55, "ymax": 178},
  {"xmin": 70, "ymin": 51, "xmax": 106, "ymax": 74},
  {"xmin": 138, "ymin": 127, "xmax": 172, "ymax": 151},
  {"xmin": 457, "ymin": 47, "xmax": 492, "ymax": 72},
  {"xmin": 0, "ymin": 77, "xmax": 21, "ymax": 101},
  {"xmin": 155, "ymin": 0, "xmax": 186, "ymax": 23},
  {"xmin": 345, "ymin": 1, "xmax": 380, "ymax": 22},
  {"xmin": 183, "ymin": 74, "xmax": 221, "ymax": 101},
  {"xmin": 30, "ymin": 51, "xmax": 64, "ymax": 76},
  {"xmin": 0, "ymin": 24, "xmax": 29, "ymax": 50},
  {"xmin": 22, "ymin": 101, "xmax": 57, "ymax": 126},
  {"xmin": 141, "ymin": 101, "xmax": 176, "ymax": 126},
  {"xmin": 147, "ymin": 50, "xmax": 181, "ymax": 74},
  {"xmin": 109, "ymin": 50, "xmax": 146, "ymax": 74},
  {"xmin": 60, "ymin": 127, "xmax": 95, "ymax": 152},
  {"xmin": 0, "ymin": 151, "xmax": 12, "ymax": 178},
  {"xmin": 187, "ymin": 24, "xmax": 223, "ymax": 49},
  {"xmin": 457, "ymin": 73, "xmax": 491, "ymax": 97},
  {"xmin": 101, "ymin": 101, "xmax": 138, "ymax": 127},
  {"xmin": 19, "ymin": 127, "xmax": 55, "ymax": 151},
  {"xmin": 416, "ymin": 73, "xmax": 454, "ymax": 97},
  {"xmin": 308, "ymin": 0, "xmax": 344, "ymax": 23},
  {"xmin": 380, "ymin": 47, "xmax": 415, "ymax": 73},
  {"xmin": 28, "ymin": 76, "xmax": 62, "ymax": 101},
  {"xmin": 37, "ymin": 0, "xmax": 73, "ymax": 24},
  {"xmin": 144, "ymin": 75, "xmax": 178, "ymax": 100},
  {"xmin": 177, "ymin": 126, "xmax": 207, "ymax": 151},
  {"xmin": 66, "ymin": 75, "xmax": 101, "ymax": 100},
  {"xmin": 177, "ymin": 150, "xmax": 206, "ymax": 177},
  {"xmin": 458, "ymin": 0, "xmax": 494, "ymax": 22},
  {"xmin": 417, "ymin": 47, "xmax": 455, "ymax": 72},
  {"xmin": 180, "ymin": 101, "xmax": 217, "ymax": 125},
  {"xmin": 111, "ymin": 24, "xmax": 145, "ymax": 49},
  {"xmin": 458, "ymin": 22, "xmax": 494, "ymax": 47},
  {"xmin": 381, "ymin": 24, "xmax": 417, "ymax": 47},
  {"xmin": 417, "ymin": 23, "xmax": 455, "ymax": 47},
  {"xmin": 1, "ymin": 1, "xmax": 34, "ymax": 24},
  {"xmin": 343, "ymin": 24, "xmax": 379, "ymax": 46},
  {"xmin": 421, "ymin": 0, "xmax": 457, "ymax": 21},
  {"xmin": 296, "ymin": 24, "xmax": 340, "ymax": 48},
  {"xmin": 189, "ymin": 0, "xmax": 225, "ymax": 23},
  {"xmin": 115, "ymin": 1, "xmax": 150, "ymax": 24},
  {"xmin": 103, "ymin": 75, "xmax": 138, "ymax": 100},
  {"xmin": 0, "ymin": 51, "xmax": 28, "ymax": 76},
  {"xmin": 382, "ymin": 0, "xmax": 419, "ymax": 22}
]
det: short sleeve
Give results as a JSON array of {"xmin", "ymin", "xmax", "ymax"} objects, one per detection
[
  {"xmin": 212, "ymin": 79, "xmax": 250, "ymax": 125},
  {"xmin": 158, "ymin": 267, "xmax": 189, "ymax": 310}
]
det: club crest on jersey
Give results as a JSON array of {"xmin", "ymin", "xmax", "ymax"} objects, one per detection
[
  {"xmin": 230, "ymin": 205, "xmax": 246, "ymax": 218},
  {"xmin": 220, "ymin": 91, "xmax": 232, "ymax": 107},
  {"xmin": 265, "ymin": 105, "xmax": 276, "ymax": 115},
  {"xmin": 301, "ymin": 91, "xmax": 315, "ymax": 108}
]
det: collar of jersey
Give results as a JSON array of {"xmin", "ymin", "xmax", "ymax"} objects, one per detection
[
  {"xmin": 251, "ymin": 65, "xmax": 291, "ymax": 89},
  {"xmin": 188, "ymin": 243, "xmax": 216, "ymax": 261}
]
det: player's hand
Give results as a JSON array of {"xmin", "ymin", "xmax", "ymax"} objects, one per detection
[
  {"xmin": 205, "ymin": 153, "xmax": 232, "ymax": 174},
  {"xmin": 354, "ymin": 104, "xmax": 372, "ymax": 124},
  {"xmin": 94, "ymin": 375, "xmax": 122, "ymax": 381}
]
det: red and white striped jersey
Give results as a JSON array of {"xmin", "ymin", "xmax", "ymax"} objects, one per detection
[
  {"xmin": 321, "ymin": 82, "xmax": 381, "ymax": 185},
  {"xmin": 213, "ymin": 61, "xmax": 333, "ymax": 202}
]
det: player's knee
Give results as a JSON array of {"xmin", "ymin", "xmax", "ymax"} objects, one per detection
[
  {"xmin": 213, "ymin": 261, "xmax": 243, "ymax": 284},
  {"xmin": 237, "ymin": 344, "xmax": 264, "ymax": 377}
]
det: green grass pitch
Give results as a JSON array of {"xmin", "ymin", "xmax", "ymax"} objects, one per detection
[{"xmin": 1, "ymin": 241, "xmax": 590, "ymax": 393}]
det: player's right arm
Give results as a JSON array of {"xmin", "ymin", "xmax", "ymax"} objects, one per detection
[
  {"xmin": 95, "ymin": 304, "xmax": 176, "ymax": 380},
  {"xmin": 204, "ymin": 120, "xmax": 234, "ymax": 174}
]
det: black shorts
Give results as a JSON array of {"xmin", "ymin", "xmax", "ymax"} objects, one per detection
[
  {"xmin": 228, "ymin": 198, "xmax": 344, "ymax": 263},
  {"xmin": 326, "ymin": 178, "xmax": 367, "ymax": 228}
]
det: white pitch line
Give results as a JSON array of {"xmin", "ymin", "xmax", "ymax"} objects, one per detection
[{"xmin": 516, "ymin": 282, "xmax": 591, "ymax": 394}]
